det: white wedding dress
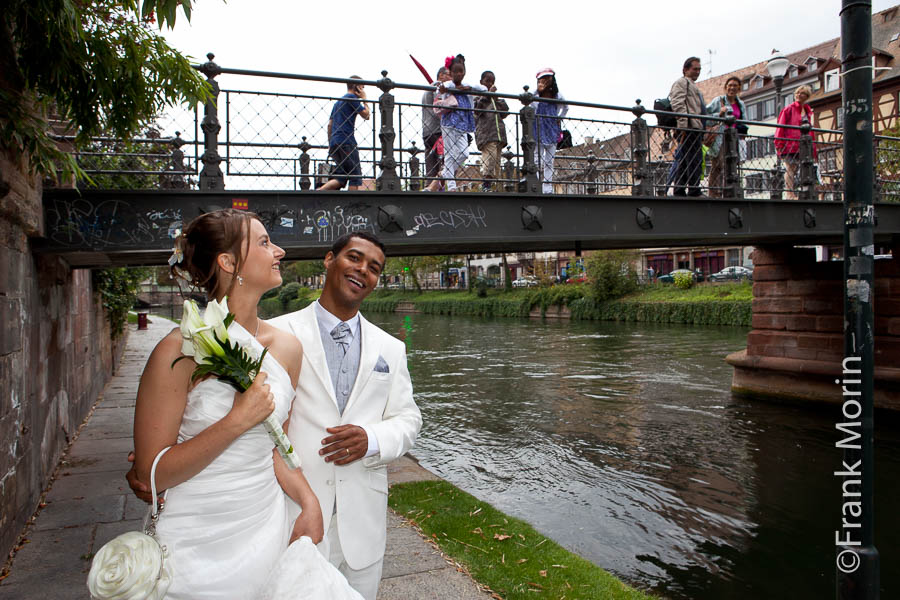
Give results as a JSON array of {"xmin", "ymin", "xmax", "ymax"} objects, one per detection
[{"xmin": 154, "ymin": 322, "xmax": 362, "ymax": 600}]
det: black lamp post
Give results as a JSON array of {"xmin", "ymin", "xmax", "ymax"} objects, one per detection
[{"xmin": 767, "ymin": 50, "xmax": 790, "ymax": 199}]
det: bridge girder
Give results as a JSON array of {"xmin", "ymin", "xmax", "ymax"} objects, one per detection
[{"xmin": 37, "ymin": 189, "xmax": 900, "ymax": 267}]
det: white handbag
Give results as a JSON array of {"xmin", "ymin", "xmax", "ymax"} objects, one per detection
[{"xmin": 87, "ymin": 447, "xmax": 173, "ymax": 600}]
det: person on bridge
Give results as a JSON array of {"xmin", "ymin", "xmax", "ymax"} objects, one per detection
[
  {"xmin": 437, "ymin": 54, "xmax": 487, "ymax": 191},
  {"xmin": 319, "ymin": 76, "xmax": 371, "ymax": 191},
  {"xmin": 774, "ymin": 85, "xmax": 817, "ymax": 200},
  {"xmin": 533, "ymin": 68, "xmax": 568, "ymax": 194},
  {"xmin": 474, "ymin": 70, "xmax": 509, "ymax": 192},
  {"xmin": 669, "ymin": 57, "xmax": 706, "ymax": 197},
  {"xmin": 704, "ymin": 76, "xmax": 748, "ymax": 197},
  {"xmin": 422, "ymin": 66, "xmax": 448, "ymax": 191}
]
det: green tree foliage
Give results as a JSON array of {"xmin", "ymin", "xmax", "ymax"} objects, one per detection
[
  {"xmin": 283, "ymin": 260, "xmax": 325, "ymax": 284},
  {"xmin": 93, "ymin": 266, "xmax": 152, "ymax": 337},
  {"xmin": 1, "ymin": 0, "xmax": 211, "ymax": 179},
  {"xmin": 584, "ymin": 250, "xmax": 639, "ymax": 302},
  {"xmin": 673, "ymin": 271, "xmax": 694, "ymax": 290}
]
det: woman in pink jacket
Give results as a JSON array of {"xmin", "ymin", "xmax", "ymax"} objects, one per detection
[{"xmin": 774, "ymin": 85, "xmax": 816, "ymax": 199}]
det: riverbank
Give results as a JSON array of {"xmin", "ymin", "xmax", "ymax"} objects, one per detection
[
  {"xmin": 361, "ymin": 282, "xmax": 752, "ymax": 327},
  {"xmin": 257, "ymin": 281, "xmax": 752, "ymax": 327}
]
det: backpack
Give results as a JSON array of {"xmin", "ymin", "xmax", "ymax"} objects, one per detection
[{"xmin": 653, "ymin": 97, "xmax": 677, "ymax": 128}]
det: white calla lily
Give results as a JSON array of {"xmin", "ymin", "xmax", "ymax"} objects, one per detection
[{"xmin": 204, "ymin": 297, "xmax": 230, "ymax": 341}]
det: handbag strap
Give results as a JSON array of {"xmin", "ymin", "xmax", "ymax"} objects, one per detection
[{"xmin": 150, "ymin": 446, "xmax": 172, "ymax": 519}]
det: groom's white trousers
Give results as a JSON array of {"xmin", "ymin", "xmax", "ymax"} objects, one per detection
[{"xmin": 319, "ymin": 514, "xmax": 383, "ymax": 600}]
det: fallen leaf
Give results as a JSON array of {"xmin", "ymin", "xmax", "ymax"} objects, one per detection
[
  {"xmin": 540, "ymin": 570, "xmax": 547, "ymax": 577},
  {"xmin": 501, "ymin": 553, "xmax": 505, "ymax": 564},
  {"xmin": 472, "ymin": 527, "xmax": 484, "ymax": 537},
  {"xmin": 493, "ymin": 534, "xmax": 512, "ymax": 541},
  {"xmin": 469, "ymin": 507, "xmax": 482, "ymax": 516},
  {"xmin": 527, "ymin": 582, "xmax": 544, "ymax": 589},
  {"xmin": 517, "ymin": 558, "xmax": 528, "ymax": 564},
  {"xmin": 552, "ymin": 564, "xmax": 568, "ymax": 569}
]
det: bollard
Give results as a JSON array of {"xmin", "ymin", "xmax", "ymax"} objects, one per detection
[
  {"xmin": 376, "ymin": 70, "xmax": 401, "ymax": 192},
  {"xmin": 407, "ymin": 141, "xmax": 421, "ymax": 191},
  {"xmin": 585, "ymin": 148, "xmax": 598, "ymax": 195},
  {"xmin": 631, "ymin": 100, "xmax": 652, "ymax": 196},
  {"xmin": 518, "ymin": 86, "xmax": 540, "ymax": 194},
  {"xmin": 722, "ymin": 110, "xmax": 743, "ymax": 199},
  {"xmin": 298, "ymin": 136, "xmax": 311, "ymax": 191},
  {"xmin": 137, "ymin": 312, "xmax": 148, "ymax": 330},
  {"xmin": 797, "ymin": 115, "xmax": 816, "ymax": 201},
  {"xmin": 197, "ymin": 53, "xmax": 225, "ymax": 190},
  {"xmin": 502, "ymin": 146, "xmax": 515, "ymax": 192}
]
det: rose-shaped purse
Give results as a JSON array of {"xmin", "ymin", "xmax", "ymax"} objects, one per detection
[{"xmin": 87, "ymin": 447, "xmax": 173, "ymax": 600}]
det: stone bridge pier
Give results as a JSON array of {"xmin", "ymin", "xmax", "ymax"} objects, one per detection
[{"xmin": 727, "ymin": 243, "xmax": 900, "ymax": 410}]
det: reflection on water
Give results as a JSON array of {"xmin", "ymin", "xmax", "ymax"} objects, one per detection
[{"xmin": 367, "ymin": 312, "xmax": 899, "ymax": 600}]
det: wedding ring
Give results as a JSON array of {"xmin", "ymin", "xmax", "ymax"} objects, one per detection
[{"xmin": 345, "ymin": 448, "xmax": 351, "ymax": 457}]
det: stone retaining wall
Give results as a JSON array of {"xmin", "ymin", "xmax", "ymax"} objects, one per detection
[{"xmin": 1, "ymin": 151, "xmax": 125, "ymax": 560}]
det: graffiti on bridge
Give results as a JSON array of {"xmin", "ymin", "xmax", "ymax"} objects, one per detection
[
  {"xmin": 46, "ymin": 199, "xmax": 182, "ymax": 248},
  {"xmin": 407, "ymin": 205, "xmax": 487, "ymax": 236},
  {"xmin": 300, "ymin": 205, "xmax": 375, "ymax": 243}
]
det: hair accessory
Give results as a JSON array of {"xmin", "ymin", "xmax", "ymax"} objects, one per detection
[
  {"xmin": 444, "ymin": 56, "xmax": 454, "ymax": 70},
  {"xmin": 167, "ymin": 231, "xmax": 184, "ymax": 267},
  {"xmin": 536, "ymin": 67, "xmax": 555, "ymax": 79}
]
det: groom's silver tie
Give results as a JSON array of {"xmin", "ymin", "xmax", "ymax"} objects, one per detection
[{"xmin": 330, "ymin": 322, "xmax": 351, "ymax": 356}]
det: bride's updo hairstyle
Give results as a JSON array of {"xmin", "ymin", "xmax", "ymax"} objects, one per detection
[{"xmin": 173, "ymin": 208, "xmax": 259, "ymax": 298}]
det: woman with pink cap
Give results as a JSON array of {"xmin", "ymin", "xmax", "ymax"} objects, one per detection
[{"xmin": 533, "ymin": 68, "xmax": 568, "ymax": 193}]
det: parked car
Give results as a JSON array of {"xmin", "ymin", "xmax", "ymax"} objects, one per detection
[
  {"xmin": 512, "ymin": 276, "xmax": 539, "ymax": 288},
  {"xmin": 709, "ymin": 266, "xmax": 753, "ymax": 282},
  {"xmin": 656, "ymin": 269, "xmax": 696, "ymax": 284}
]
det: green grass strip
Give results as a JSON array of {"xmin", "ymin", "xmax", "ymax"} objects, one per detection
[{"xmin": 388, "ymin": 480, "xmax": 657, "ymax": 600}]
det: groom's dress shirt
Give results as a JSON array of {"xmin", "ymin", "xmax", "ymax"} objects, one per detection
[{"xmin": 314, "ymin": 301, "xmax": 379, "ymax": 458}]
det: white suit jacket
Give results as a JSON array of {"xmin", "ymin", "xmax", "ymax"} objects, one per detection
[{"xmin": 268, "ymin": 303, "xmax": 422, "ymax": 569}]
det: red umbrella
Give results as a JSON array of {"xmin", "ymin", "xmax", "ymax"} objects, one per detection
[{"xmin": 409, "ymin": 54, "xmax": 433, "ymax": 84}]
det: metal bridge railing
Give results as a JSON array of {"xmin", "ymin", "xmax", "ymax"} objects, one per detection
[{"xmin": 54, "ymin": 53, "xmax": 900, "ymax": 201}]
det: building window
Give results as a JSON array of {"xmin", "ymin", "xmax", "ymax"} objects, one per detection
[
  {"xmin": 891, "ymin": 32, "xmax": 900, "ymax": 42},
  {"xmin": 836, "ymin": 106, "xmax": 845, "ymax": 128},
  {"xmin": 825, "ymin": 68, "xmax": 840, "ymax": 92},
  {"xmin": 762, "ymin": 98, "xmax": 776, "ymax": 119},
  {"xmin": 746, "ymin": 103, "xmax": 759, "ymax": 121},
  {"xmin": 789, "ymin": 66, "xmax": 798, "ymax": 79},
  {"xmin": 742, "ymin": 81, "xmax": 749, "ymax": 91},
  {"xmin": 754, "ymin": 77, "xmax": 764, "ymax": 89},
  {"xmin": 807, "ymin": 58, "xmax": 818, "ymax": 71}
]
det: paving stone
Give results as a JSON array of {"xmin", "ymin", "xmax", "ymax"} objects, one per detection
[
  {"xmin": 67, "ymin": 437, "xmax": 134, "ymax": 458},
  {"xmin": 46, "ymin": 472, "xmax": 131, "ymax": 500},
  {"xmin": 60, "ymin": 452, "xmax": 130, "ymax": 475},
  {"xmin": 377, "ymin": 569, "xmax": 492, "ymax": 600},
  {"xmin": 34, "ymin": 495, "xmax": 125, "ymax": 531},
  {"xmin": 1, "ymin": 525, "xmax": 94, "ymax": 584},
  {"xmin": 94, "ymin": 519, "xmax": 143, "ymax": 549},
  {"xmin": 124, "ymin": 493, "xmax": 152, "ymax": 521}
]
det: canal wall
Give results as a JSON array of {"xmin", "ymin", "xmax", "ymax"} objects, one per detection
[{"xmin": 0, "ymin": 152, "xmax": 125, "ymax": 560}]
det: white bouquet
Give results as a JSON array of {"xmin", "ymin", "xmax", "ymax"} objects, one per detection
[{"xmin": 175, "ymin": 297, "xmax": 300, "ymax": 469}]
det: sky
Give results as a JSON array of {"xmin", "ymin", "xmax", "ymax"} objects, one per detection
[{"xmin": 161, "ymin": 0, "xmax": 900, "ymax": 113}]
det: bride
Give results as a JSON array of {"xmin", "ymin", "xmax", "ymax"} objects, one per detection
[{"xmin": 128, "ymin": 209, "xmax": 360, "ymax": 599}]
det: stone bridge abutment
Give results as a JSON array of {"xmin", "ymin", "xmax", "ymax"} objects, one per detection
[{"xmin": 727, "ymin": 243, "xmax": 900, "ymax": 409}]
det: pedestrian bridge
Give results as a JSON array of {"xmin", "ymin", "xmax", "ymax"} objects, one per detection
[{"xmin": 36, "ymin": 188, "xmax": 900, "ymax": 267}]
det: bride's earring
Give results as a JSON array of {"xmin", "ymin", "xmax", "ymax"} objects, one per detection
[{"xmin": 237, "ymin": 275, "xmax": 244, "ymax": 286}]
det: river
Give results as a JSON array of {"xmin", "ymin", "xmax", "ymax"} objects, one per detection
[{"xmin": 365, "ymin": 312, "xmax": 898, "ymax": 600}]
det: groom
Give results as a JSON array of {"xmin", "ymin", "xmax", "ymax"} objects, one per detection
[{"xmin": 268, "ymin": 231, "xmax": 421, "ymax": 600}]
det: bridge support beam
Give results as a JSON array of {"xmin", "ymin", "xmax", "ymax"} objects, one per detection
[{"xmin": 726, "ymin": 243, "xmax": 900, "ymax": 409}]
